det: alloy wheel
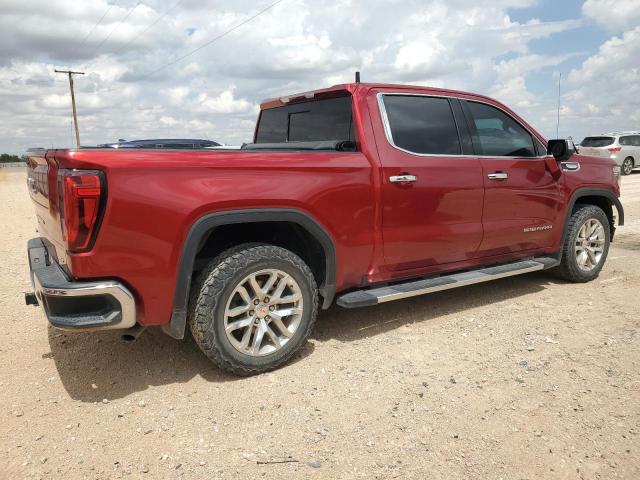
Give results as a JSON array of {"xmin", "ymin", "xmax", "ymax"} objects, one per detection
[
  {"xmin": 223, "ymin": 269, "xmax": 304, "ymax": 356},
  {"xmin": 574, "ymin": 218, "xmax": 605, "ymax": 271}
]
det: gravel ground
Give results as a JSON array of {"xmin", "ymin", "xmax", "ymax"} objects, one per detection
[{"xmin": 1, "ymin": 168, "xmax": 639, "ymax": 480}]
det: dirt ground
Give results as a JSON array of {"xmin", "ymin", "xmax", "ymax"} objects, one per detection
[{"xmin": 1, "ymin": 167, "xmax": 639, "ymax": 480}]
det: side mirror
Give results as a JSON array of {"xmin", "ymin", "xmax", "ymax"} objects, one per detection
[{"xmin": 547, "ymin": 139, "xmax": 575, "ymax": 162}]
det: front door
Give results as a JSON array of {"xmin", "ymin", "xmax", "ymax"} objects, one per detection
[
  {"xmin": 373, "ymin": 92, "xmax": 484, "ymax": 271},
  {"xmin": 461, "ymin": 99, "xmax": 562, "ymax": 256}
]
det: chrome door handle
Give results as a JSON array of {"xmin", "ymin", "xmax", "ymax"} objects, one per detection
[
  {"xmin": 487, "ymin": 172, "xmax": 508, "ymax": 181},
  {"xmin": 389, "ymin": 175, "xmax": 417, "ymax": 183}
]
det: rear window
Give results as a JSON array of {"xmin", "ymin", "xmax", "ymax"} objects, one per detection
[
  {"xmin": 581, "ymin": 136, "xmax": 614, "ymax": 147},
  {"xmin": 255, "ymin": 96, "xmax": 354, "ymax": 143}
]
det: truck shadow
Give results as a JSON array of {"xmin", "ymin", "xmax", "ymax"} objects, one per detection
[
  {"xmin": 313, "ymin": 272, "xmax": 554, "ymax": 342},
  {"xmin": 48, "ymin": 327, "xmax": 317, "ymax": 401},
  {"xmin": 48, "ymin": 272, "xmax": 556, "ymax": 401}
]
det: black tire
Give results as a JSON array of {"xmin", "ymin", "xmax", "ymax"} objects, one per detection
[
  {"xmin": 622, "ymin": 157, "xmax": 634, "ymax": 176},
  {"xmin": 188, "ymin": 243, "xmax": 318, "ymax": 376},
  {"xmin": 553, "ymin": 205, "xmax": 610, "ymax": 282}
]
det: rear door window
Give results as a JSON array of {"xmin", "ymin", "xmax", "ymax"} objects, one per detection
[
  {"xmin": 381, "ymin": 95, "xmax": 461, "ymax": 155},
  {"xmin": 581, "ymin": 137, "xmax": 614, "ymax": 147},
  {"xmin": 255, "ymin": 96, "xmax": 354, "ymax": 143},
  {"xmin": 465, "ymin": 101, "xmax": 535, "ymax": 157}
]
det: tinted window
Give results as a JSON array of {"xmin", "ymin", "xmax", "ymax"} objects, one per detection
[
  {"xmin": 466, "ymin": 101, "xmax": 535, "ymax": 157},
  {"xmin": 255, "ymin": 96, "xmax": 354, "ymax": 143},
  {"xmin": 619, "ymin": 136, "xmax": 640, "ymax": 146},
  {"xmin": 382, "ymin": 95, "xmax": 461, "ymax": 155},
  {"xmin": 581, "ymin": 136, "xmax": 614, "ymax": 147},
  {"xmin": 534, "ymin": 137, "xmax": 547, "ymax": 156}
]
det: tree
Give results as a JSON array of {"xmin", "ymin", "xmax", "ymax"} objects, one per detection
[{"xmin": 0, "ymin": 154, "xmax": 22, "ymax": 163}]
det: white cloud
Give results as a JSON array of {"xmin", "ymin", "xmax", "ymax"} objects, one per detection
[
  {"xmin": 562, "ymin": 26, "xmax": 640, "ymax": 136},
  {"xmin": 0, "ymin": 0, "xmax": 634, "ymax": 152},
  {"xmin": 583, "ymin": 0, "xmax": 640, "ymax": 32}
]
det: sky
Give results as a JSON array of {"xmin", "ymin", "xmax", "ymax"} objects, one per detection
[{"xmin": 0, "ymin": 0, "xmax": 639, "ymax": 154}]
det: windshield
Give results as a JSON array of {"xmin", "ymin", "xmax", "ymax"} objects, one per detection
[
  {"xmin": 255, "ymin": 96, "xmax": 354, "ymax": 144},
  {"xmin": 580, "ymin": 136, "xmax": 614, "ymax": 147}
]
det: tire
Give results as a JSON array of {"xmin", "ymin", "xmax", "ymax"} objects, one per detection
[
  {"xmin": 622, "ymin": 157, "xmax": 634, "ymax": 176},
  {"xmin": 553, "ymin": 205, "xmax": 610, "ymax": 282},
  {"xmin": 188, "ymin": 243, "xmax": 319, "ymax": 376}
]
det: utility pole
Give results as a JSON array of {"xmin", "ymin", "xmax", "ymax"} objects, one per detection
[{"xmin": 55, "ymin": 69, "xmax": 85, "ymax": 147}]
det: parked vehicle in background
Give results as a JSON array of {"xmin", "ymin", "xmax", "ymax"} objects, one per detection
[
  {"xmin": 98, "ymin": 138, "xmax": 223, "ymax": 149},
  {"xmin": 25, "ymin": 82, "xmax": 624, "ymax": 375},
  {"xmin": 580, "ymin": 132, "xmax": 640, "ymax": 175}
]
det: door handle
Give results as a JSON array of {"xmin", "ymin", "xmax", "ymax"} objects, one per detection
[
  {"xmin": 487, "ymin": 172, "xmax": 508, "ymax": 181},
  {"xmin": 389, "ymin": 174, "xmax": 417, "ymax": 184}
]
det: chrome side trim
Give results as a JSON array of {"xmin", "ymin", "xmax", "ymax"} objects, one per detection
[
  {"xmin": 336, "ymin": 257, "xmax": 561, "ymax": 308},
  {"xmin": 375, "ymin": 261, "xmax": 545, "ymax": 304},
  {"xmin": 376, "ymin": 92, "xmax": 549, "ymax": 160}
]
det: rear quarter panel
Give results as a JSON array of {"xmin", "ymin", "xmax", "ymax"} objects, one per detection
[{"xmin": 53, "ymin": 149, "xmax": 375, "ymax": 325}]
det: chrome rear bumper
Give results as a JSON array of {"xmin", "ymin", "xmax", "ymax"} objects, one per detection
[{"xmin": 27, "ymin": 238, "xmax": 137, "ymax": 330}]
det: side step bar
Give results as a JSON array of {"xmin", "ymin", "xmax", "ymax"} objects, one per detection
[{"xmin": 337, "ymin": 257, "xmax": 559, "ymax": 308}]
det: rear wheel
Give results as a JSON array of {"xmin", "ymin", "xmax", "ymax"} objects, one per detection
[
  {"xmin": 553, "ymin": 205, "xmax": 610, "ymax": 282},
  {"xmin": 188, "ymin": 244, "xmax": 318, "ymax": 375},
  {"xmin": 622, "ymin": 157, "xmax": 634, "ymax": 175}
]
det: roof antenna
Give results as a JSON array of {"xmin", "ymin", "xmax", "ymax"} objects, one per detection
[
  {"xmin": 355, "ymin": 71, "xmax": 361, "ymax": 83},
  {"xmin": 556, "ymin": 72, "xmax": 561, "ymax": 138}
]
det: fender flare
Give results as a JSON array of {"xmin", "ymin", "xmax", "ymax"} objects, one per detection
[
  {"xmin": 163, "ymin": 208, "xmax": 337, "ymax": 339},
  {"xmin": 558, "ymin": 188, "xmax": 625, "ymax": 260}
]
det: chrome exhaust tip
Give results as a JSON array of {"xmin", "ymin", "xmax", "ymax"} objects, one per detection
[{"xmin": 121, "ymin": 324, "xmax": 146, "ymax": 342}]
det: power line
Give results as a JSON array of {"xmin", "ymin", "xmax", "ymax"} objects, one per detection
[
  {"xmin": 113, "ymin": 0, "xmax": 186, "ymax": 55},
  {"xmin": 81, "ymin": 2, "xmax": 117, "ymax": 46},
  {"xmin": 94, "ymin": 1, "xmax": 142, "ymax": 53},
  {"xmin": 88, "ymin": 0, "xmax": 285, "ymax": 96},
  {"xmin": 128, "ymin": 0, "xmax": 284, "ymax": 83}
]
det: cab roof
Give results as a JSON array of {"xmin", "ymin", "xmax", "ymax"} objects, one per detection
[{"xmin": 259, "ymin": 82, "xmax": 495, "ymax": 110}]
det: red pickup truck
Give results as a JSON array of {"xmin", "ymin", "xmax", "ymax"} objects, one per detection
[{"xmin": 26, "ymin": 82, "xmax": 624, "ymax": 375}]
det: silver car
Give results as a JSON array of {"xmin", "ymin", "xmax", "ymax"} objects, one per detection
[{"xmin": 579, "ymin": 132, "xmax": 640, "ymax": 175}]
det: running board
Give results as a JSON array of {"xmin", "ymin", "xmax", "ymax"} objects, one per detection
[{"xmin": 337, "ymin": 257, "xmax": 559, "ymax": 308}]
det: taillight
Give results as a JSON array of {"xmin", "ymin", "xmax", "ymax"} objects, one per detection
[
  {"xmin": 59, "ymin": 170, "xmax": 105, "ymax": 252},
  {"xmin": 608, "ymin": 147, "xmax": 621, "ymax": 152}
]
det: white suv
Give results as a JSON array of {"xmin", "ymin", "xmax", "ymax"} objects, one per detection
[{"xmin": 579, "ymin": 132, "xmax": 640, "ymax": 175}]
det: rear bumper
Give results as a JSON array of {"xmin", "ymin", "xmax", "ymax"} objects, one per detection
[{"xmin": 27, "ymin": 238, "xmax": 136, "ymax": 331}]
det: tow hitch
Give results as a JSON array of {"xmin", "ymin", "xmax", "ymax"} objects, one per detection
[{"xmin": 25, "ymin": 292, "xmax": 38, "ymax": 306}]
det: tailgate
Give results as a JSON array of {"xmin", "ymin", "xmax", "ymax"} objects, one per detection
[{"xmin": 25, "ymin": 149, "xmax": 66, "ymax": 265}]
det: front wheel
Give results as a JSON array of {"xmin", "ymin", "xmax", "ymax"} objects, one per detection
[
  {"xmin": 622, "ymin": 157, "xmax": 634, "ymax": 176},
  {"xmin": 188, "ymin": 244, "xmax": 318, "ymax": 376},
  {"xmin": 553, "ymin": 205, "xmax": 610, "ymax": 282}
]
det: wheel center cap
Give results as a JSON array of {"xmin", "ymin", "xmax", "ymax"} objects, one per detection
[{"xmin": 255, "ymin": 305, "xmax": 269, "ymax": 318}]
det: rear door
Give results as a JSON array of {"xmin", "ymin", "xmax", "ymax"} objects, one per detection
[
  {"xmin": 460, "ymin": 100, "xmax": 562, "ymax": 256},
  {"xmin": 372, "ymin": 92, "xmax": 484, "ymax": 271}
]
